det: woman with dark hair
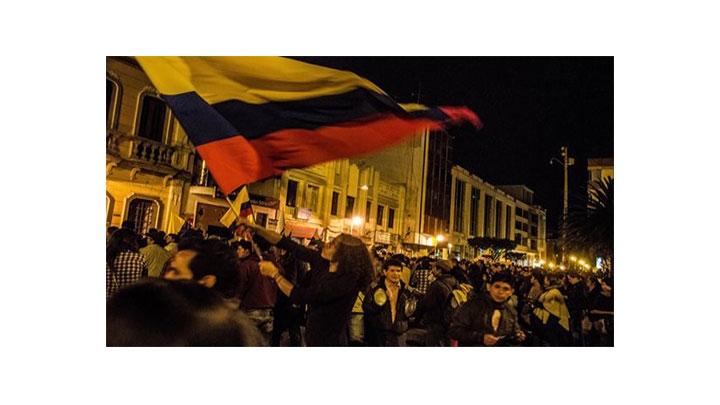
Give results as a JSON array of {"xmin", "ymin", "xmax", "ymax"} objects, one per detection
[
  {"xmin": 240, "ymin": 219, "xmax": 373, "ymax": 346},
  {"xmin": 106, "ymin": 228, "xmax": 149, "ymax": 300}
]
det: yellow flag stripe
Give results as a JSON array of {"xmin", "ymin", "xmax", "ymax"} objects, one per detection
[{"xmin": 135, "ymin": 56, "xmax": 388, "ymax": 105}]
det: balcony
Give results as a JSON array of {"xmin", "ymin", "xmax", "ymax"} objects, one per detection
[{"xmin": 106, "ymin": 129, "xmax": 194, "ymax": 175}]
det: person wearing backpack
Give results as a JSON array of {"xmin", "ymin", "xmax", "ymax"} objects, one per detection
[
  {"xmin": 448, "ymin": 271, "xmax": 526, "ymax": 346},
  {"xmin": 414, "ymin": 259, "xmax": 458, "ymax": 346}
]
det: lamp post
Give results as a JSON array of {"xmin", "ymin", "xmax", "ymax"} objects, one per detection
[{"xmin": 551, "ymin": 146, "xmax": 574, "ymax": 265}]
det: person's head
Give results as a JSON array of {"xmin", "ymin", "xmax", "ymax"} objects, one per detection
[
  {"xmin": 487, "ymin": 271, "xmax": 515, "ymax": 303},
  {"xmin": 390, "ymin": 254, "xmax": 409, "ymax": 267},
  {"xmin": 164, "ymin": 238, "xmax": 240, "ymax": 299},
  {"xmin": 382, "ymin": 258, "xmax": 404, "ymax": 284},
  {"xmin": 106, "ymin": 278, "xmax": 265, "ymax": 346},
  {"xmin": 107, "ymin": 226, "xmax": 119, "ymax": 236},
  {"xmin": 531, "ymin": 269, "xmax": 546, "ymax": 288},
  {"xmin": 252, "ymin": 233, "xmax": 272, "ymax": 254},
  {"xmin": 107, "ymin": 228, "xmax": 141, "ymax": 268},
  {"xmin": 165, "ymin": 233, "xmax": 178, "ymax": 245},
  {"xmin": 324, "ymin": 234, "xmax": 374, "ymax": 290},
  {"xmin": 432, "ymin": 259, "xmax": 454, "ymax": 277},
  {"xmin": 546, "ymin": 272, "xmax": 563, "ymax": 288},
  {"xmin": 567, "ymin": 270, "xmax": 581, "ymax": 285},
  {"xmin": 145, "ymin": 230, "xmax": 167, "ymax": 247},
  {"xmin": 230, "ymin": 239, "xmax": 253, "ymax": 259}
]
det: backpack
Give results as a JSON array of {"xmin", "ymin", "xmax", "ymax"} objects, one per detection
[{"xmin": 440, "ymin": 280, "xmax": 473, "ymax": 328}]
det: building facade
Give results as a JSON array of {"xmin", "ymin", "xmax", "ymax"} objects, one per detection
[{"xmin": 449, "ymin": 167, "xmax": 547, "ymax": 264}]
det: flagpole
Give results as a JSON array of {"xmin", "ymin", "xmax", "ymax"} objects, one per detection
[{"xmin": 224, "ymin": 187, "xmax": 264, "ymax": 261}]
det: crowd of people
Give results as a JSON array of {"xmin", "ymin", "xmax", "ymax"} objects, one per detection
[{"xmin": 106, "ymin": 220, "xmax": 613, "ymax": 347}]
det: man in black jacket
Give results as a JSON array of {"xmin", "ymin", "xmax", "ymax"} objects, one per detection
[
  {"xmin": 448, "ymin": 271, "xmax": 526, "ymax": 346},
  {"xmin": 363, "ymin": 258, "xmax": 411, "ymax": 346}
]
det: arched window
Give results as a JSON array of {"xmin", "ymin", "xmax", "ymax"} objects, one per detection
[
  {"xmin": 137, "ymin": 93, "xmax": 168, "ymax": 143},
  {"xmin": 125, "ymin": 197, "xmax": 161, "ymax": 235}
]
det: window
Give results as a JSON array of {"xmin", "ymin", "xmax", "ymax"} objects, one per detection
[
  {"xmin": 531, "ymin": 239, "xmax": 537, "ymax": 250},
  {"xmin": 286, "ymin": 180, "xmax": 298, "ymax": 207},
  {"xmin": 137, "ymin": 94, "xmax": 168, "ymax": 143},
  {"xmin": 388, "ymin": 208, "xmax": 395, "ymax": 229},
  {"xmin": 531, "ymin": 213, "xmax": 539, "ymax": 224},
  {"xmin": 484, "ymin": 195, "xmax": 493, "ymax": 236},
  {"xmin": 469, "ymin": 188, "xmax": 480, "ymax": 235},
  {"xmin": 305, "ymin": 184, "xmax": 319, "ymax": 212},
  {"xmin": 453, "ymin": 179, "xmax": 465, "ymax": 232},
  {"xmin": 366, "ymin": 201, "xmax": 372, "ymax": 222},
  {"xmin": 495, "ymin": 201, "xmax": 502, "ymax": 238},
  {"xmin": 515, "ymin": 206, "xmax": 523, "ymax": 217},
  {"xmin": 331, "ymin": 191, "xmax": 339, "ymax": 215},
  {"xmin": 345, "ymin": 196, "xmax": 355, "ymax": 218},
  {"xmin": 107, "ymin": 78, "xmax": 118, "ymax": 128},
  {"xmin": 516, "ymin": 220, "xmax": 522, "ymax": 230},
  {"xmin": 377, "ymin": 205, "xmax": 385, "ymax": 226},
  {"xmin": 531, "ymin": 226, "xmax": 538, "ymax": 237},
  {"xmin": 506, "ymin": 205, "xmax": 512, "ymax": 239}
]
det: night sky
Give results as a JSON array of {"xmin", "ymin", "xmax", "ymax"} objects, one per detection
[{"xmin": 293, "ymin": 57, "xmax": 614, "ymax": 233}]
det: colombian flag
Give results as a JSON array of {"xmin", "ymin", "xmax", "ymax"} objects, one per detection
[{"xmin": 136, "ymin": 57, "xmax": 482, "ymax": 195}]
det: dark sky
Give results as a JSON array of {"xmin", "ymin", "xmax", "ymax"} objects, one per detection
[{"xmin": 292, "ymin": 57, "xmax": 614, "ymax": 232}]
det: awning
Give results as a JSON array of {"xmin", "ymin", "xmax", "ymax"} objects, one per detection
[{"xmin": 285, "ymin": 224, "xmax": 318, "ymax": 239}]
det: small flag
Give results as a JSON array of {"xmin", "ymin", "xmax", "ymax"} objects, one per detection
[
  {"xmin": 135, "ymin": 57, "xmax": 482, "ymax": 195},
  {"xmin": 220, "ymin": 186, "xmax": 254, "ymax": 228},
  {"xmin": 167, "ymin": 212, "xmax": 186, "ymax": 234}
]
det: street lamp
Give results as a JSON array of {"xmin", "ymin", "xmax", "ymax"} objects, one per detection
[
  {"xmin": 551, "ymin": 146, "xmax": 574, "ymax": 265},
  {"xmin": 350, "ymin": 215, "xmax": 363, "ymax": 235},
  {"xmin": 435, "ymin": 234, "xmax": 444, "ymax": 258}
]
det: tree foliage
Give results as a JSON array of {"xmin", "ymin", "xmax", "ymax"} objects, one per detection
[
  {"xmin": 561, "ymin": 177, "xmax": 614, "ymax": 272},
  {"xmin": 466, "ymin": 237, "xmax": 517, "ymax": 262}
]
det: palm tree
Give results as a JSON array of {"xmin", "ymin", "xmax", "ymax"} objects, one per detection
[{"xmin": 561, "ymin": 177, "xmax": 614, "ymax": 274}]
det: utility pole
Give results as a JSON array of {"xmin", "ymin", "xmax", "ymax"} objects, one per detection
[{"xmin": 551, "ymin": 146, "xmax": 574, "ymax": 265}]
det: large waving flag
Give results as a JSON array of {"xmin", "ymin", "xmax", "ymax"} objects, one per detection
[{"xmin": 135, "ymin": 57, "xmax": 482, "ymax": 195}]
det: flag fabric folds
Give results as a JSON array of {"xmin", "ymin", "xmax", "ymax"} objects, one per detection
[
  {"xmin": 220, "ymin": 186, "xmax": 254, "ymax": 228},
  {"xmin": 166, "ymin": 212, "xmax": 186, "ymax": 235},
  {"xmin": 135, "ymin": 56, "xmax": 483, "ymax": 195}
]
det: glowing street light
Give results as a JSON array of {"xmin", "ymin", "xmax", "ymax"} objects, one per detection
[
  {"xmin": 435, "ymin": 234, "xmax": 444, "ymax": 258},
  {"xmin": 350, "ymin": 215, "xmax": 363, "ymax": 235}
]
